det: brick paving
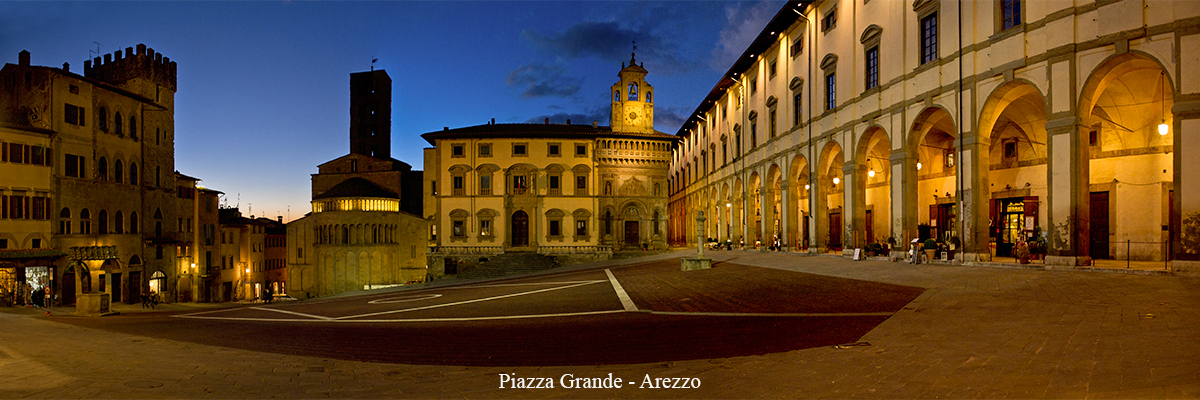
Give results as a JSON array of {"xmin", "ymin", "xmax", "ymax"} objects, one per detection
[{"xmin": 1, "ymin": 249, "xmax": 1199, "ymax": 398}]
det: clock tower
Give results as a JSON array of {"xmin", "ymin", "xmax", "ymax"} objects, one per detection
[{"xmin": 610, "ymin": 52, "xmax": 654, "ymax": 134}]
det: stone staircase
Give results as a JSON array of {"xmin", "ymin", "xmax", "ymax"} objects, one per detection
[{"xmin": 457, "ymin": 252, "xmax": 561, "ymax": 279}]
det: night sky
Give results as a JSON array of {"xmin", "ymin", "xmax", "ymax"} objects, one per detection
[{"xmin": 1, "ymin": 1, "xmax": 782, "ymax": 221}]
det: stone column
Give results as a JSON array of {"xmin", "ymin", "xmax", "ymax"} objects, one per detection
[
  {"xmin": 779, "ymin": 181, "xmax": 791, "ymax": 252},
  {"xmin": 758, "ymin": 174, "xmax": 770, "ymax": 252},
  {"xmin": 740, "ymin": 182, "xmax": 750, "ymax": 249},
  {"xmin": 1045, "ymin": 116, "xmax": 1090, "ymax": 266},
  {"xmin": 1173, "ymin": 99, "xmax": 1200, "ymax": 269},
  {"xmin": 959, "ymin": 134, "xmax": 992, "ymax": 262},
  {"xmin": 892, "ymin": 150, "xmax": 919, "ymax": 256},
  {"xmin": 845, "ymin": 162, "xmax": 866, "ymax": 253}
]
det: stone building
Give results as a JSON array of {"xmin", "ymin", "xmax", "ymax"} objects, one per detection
[
  {"xmin": 0, "ymin": 45, "xmax": 225, "ymax": 306},
  {"xmin": 423, "ymin": 54, "xmax": 678, "ymax": 276},
  {"xmin": 0, "ymin": 119, "xmax": 56, "ymax": 306},
  {"xmin": 668, "ymin": 0, "xmax": 1200, "ymax": 271},
  {"xmin": 286, "ymin": 69, "xmax": 428, "ymax": 299}
]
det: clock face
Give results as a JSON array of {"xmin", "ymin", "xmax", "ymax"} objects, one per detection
[{"xmin": 628, "ymin": 111, "xmax": 639, "ymax": 121}]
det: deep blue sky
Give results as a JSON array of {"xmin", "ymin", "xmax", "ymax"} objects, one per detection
[{"xmin": 1, "ymin": 1, "xmax": 781, "ymax": 221}]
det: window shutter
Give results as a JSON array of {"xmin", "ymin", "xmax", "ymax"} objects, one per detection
[
  {"xmin": 45, "ymin": 147, "xmax": 52, "ymax": 167},
  {"xmin": 1, "ymin": 141, "xmax": 6, "ymax": 162},
  {"xmin": 1, "ymin": 195, "xmax": 7, "ymax": 219},
  {"xmin": 25, "ymin": 196, "xmax": 31, "ymax": 220},
  {"xmin": 1024, "ymin": 196, "xmax": 1039, "ymax": 228},
  {"xmin": 45, "ymin": 197, "xmax": 52, "ymax": 220},
  {"xmin": 80, "ymin": 107, "xmax": 86, "ymax": 126},
  {"xmin": 24, "ymin": 144, "xmax": 30, "ymax": 164}
]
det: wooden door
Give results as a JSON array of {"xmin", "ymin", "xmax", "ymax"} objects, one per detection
[
  {"xmin": 624, "ymin": 221, "xmax": 640, "ymax": 248},
  {"xmin": 1090, "ymin": 192, "xmax": 1109, "ymax": 259},
  {"xmin": 865, "ymin": 210, "xmax": 874, "ymax": 244},
  {"xmin": 511, "ymin": 211, "xmax": 529, "ymax": 247},
  {"xmin": 829, "ymin": 212, "xmax": 842, "ymax": 249}
]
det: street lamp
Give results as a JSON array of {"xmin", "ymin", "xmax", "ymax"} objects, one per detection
[{"xmin": 1159, "ymin": 71, "xmax": 1169, "ymax": 136}]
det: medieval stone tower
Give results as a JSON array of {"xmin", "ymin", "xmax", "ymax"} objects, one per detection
[
  {"xmin": 610, "ymin": 53, "xmax": 654, "ymax": 134},
  {"xmin": 349, "ymin": 69, "xmax": 392, "ymax": 159}
]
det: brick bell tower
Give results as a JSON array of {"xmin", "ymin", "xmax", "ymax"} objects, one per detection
[
  {"xmin": 610, "ymin": 51, "xmax": 654, "ymax": 134},
  {"xmin": 349, "ymin": 69, "xmax": 392, "ymax": 159}
]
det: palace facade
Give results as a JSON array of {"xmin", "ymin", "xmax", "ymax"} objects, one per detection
[
  {"xmin": 423, "ymin": 55, "xmax": 678, "ymax": 275},
  {"xmin": 669, "ymin": 0, "xmax": 1200, "ymax": 270}
]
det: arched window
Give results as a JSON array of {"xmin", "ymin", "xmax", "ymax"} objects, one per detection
[
  {"xmin": 154, "ymin": 208, "xmax": 163, "ymax": 237},
  {"xmin": 114, "ymin": 211, "xmax": 124, "ymax": 234},
  {"xmin": 628, "ymin": 83, "xmax": 638, "ymax": 101},
  {"xmin": 114, "ymin": 112, "xmax": 123, "ymax": 136},
  {"xmin": 59, "ymin": 207, "xmax": 71, "ymax": 234},
  {"xmin": 130, "ymin": 212, "xmax": 139, "ymax": 234},
  {"xmin": 114, "ymin": 160, "xmax": 124, "ymax": 183},
  {"xmin": 80, "ymin": 208, "xmax": 91, "ymax": 234},
  {"xmin": 646, "ymin": 91, "xmax": 652, "ymax": 103},
  {"xmin": 129, "ymin": 162, "xmax": 138, "ymax": 185},
  {"xmin": 129, "ymin": 116, "xmax": 137, "ymax": 140},
  {"xmin": 98, "ymin": 209, "xmax": 108, "ymax": 234},
  {"xmin": 98, "ymin": 107, "xmax": 108, "ymax": 131},
  {"xmin": 613, "ymin": 90, "xmax": 620, "ymax": 102},
  {"xmin": 98, "ymin": 157, "xmax": 108, "ymax": 181}
]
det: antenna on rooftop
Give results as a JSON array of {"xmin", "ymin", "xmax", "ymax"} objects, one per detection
[
  {"xmin": 371, "ymin": 57, "xmax": 378, "ymax": 71},
  {"xmin": 89, "ymin": 42, "xmax": 103, "ymax": 60}
]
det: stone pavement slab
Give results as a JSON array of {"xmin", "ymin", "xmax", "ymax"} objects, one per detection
[{"xmin": 1, "ymin": 250, "xmax": 1198, "ymax": 399}]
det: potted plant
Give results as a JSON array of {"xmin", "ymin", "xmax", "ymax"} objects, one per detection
[
  {"xmin": 923, "ymin": 238, "xmax": 938, "ymax": 262},
  {"xmin": 864, "ymin": 242, "xmax": 883, "ymax": 257},
  {"xmin": 1028, "ymin": 226, "xmax": 1047, "ymax": 261},
  {"xmin": 1014, "ymin": 240, "xmax": 1031, "ymax": 264},
  {"xmin": 948, "ymin": 236, "xmax": 961, "ymax": 261}
]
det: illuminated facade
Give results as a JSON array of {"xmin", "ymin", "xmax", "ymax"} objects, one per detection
[
  {"xmin": 286, "ymin": 69, "xmax": 428, "ymax": 298},
  {"xmin": 669, "ymin": 0, "xmax": 1200, "ymax": 271},
  {"xmin": 422, "ymin": 54, "xmax": 679, "ymax": 275},
  {"xmin": 0, "ymin": 45, "xmax": 225, "ymax": 305}
]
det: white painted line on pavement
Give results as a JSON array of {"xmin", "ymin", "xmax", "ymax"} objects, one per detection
[
  {"xmin": 249, "ymin": 307, "xmax": 334, "ymax": 320},
  {"xmin": 335, "ymin": 280, "xmax": 606, "ymax": 320},
  {"xmin": 452, "ymin": 280, "xmax": 606, "ymax": 289},
  {"xmin": 368, "ymin": 294, "xmax": 443, "ymax": 304},
  {"xmin": 606, "ymin": 268, "xmax": 638, "ymax": 311}
]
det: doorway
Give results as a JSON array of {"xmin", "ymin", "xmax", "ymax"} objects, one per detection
[
  {"xmin": 828, "ymin": 211, "xmax": 842, "ymax": 250},
  {"xmin": 511, "ymin": 210, "xmax": 529, "ymax": 247},
  {"xmin": 624, "ymin": 221, "xmax": 640, "ymax": 249},
  {"xmin": 1090, "ymin": 191, "xmax": 1110, "ymax": 260}
]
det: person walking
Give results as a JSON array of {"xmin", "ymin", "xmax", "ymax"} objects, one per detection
[{"xmin": 141, "ymin": 290, "xmax": 150, "ymax": 309}]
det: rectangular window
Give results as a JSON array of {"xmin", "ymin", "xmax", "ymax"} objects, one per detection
[
  {"xmin": 64, "ymin": 103, "xmax": 85, "ymax": 126},
  {"xmin": 865, "ymin": 46, "xmax": 879, "ymax": 90},
  {"xmin": 769, "ymin": 61, "xmax": 777, "ymax": 78},
  {"xmin": 1001, "ymin": 0, "xmax": 1022, "ymax": 30},
  {"xmin": 750, "ymin": 79, "xmax": 757, "ymax": 95},
  {"xmin": 549, "ymin": 220, "xmax": 561, "ymax": 237},
  {"xmin": 825, "ymin": 73, "xmax": 836, "ymax": 110},
  {"xmin": 64, "ymin": 154, "xmax": 84, "ymax": 178},
  {"xmin": 480, "ymin": 175, "xmax": 491, "ymax": 195},
  {"xmin": 548, "ymin": 175, "xmax": 560, "ymax": 195},
  {"xmin": 791, "ymin": 33, "xmax": 804, "ymax": 57},
  {"xmin": 575, "ymin": 144, "xmax": 586, "ymax": 157},
  {"xmin": 8, "ymin": 143, "xmax": 23, "ymax": 164},
  {"xmin": 822, "ymin": 7, "xmax": 837, "ymax": 31},
  {"xmin": 451, "ymin": 144, "xmax": 464, "ymax": 157},
  {"xmin": 575, "ymin": 220, "xmax": 587, "ymax": 237},
  {"xmin": 452, "ymin": 176, "xmax": 464, "ymax": 195},
  {"xmin": 513, "ymin": 175, "xmax": 528, "ymax": 195},
  {"xmin": 548, "ymin": 143, "xmax": 560, "ymax": 156},
  {"xmin": 478, "ymin": 143, "xmax": 491, "ymax": 157},
  {"xmin": 513, "ymin": 144, "xmax": 527, "ymax": 156},
  {"xmin": 769, "ymin": 110, "xmax": 777, "ymax": 138},
  {"xmin": 921, "ymin": 13, "xmax": 938, "ymax": 64},
  {"xmin": 480, "ymin": 220, "xmax": 491, "ymax": 236},
  {"xmin": 452, "ymin": 220, "xmax": 465, "ymax": 237},
  {"xmin": 793, "ymin": 93, "xmax": 802, "ymax": 125},
  {"xmin": 431, "ymin": 180, "xmax": 437, "ymax": 195},
  {"xmin": 750, "ymin": 121, "xmax": 758, "ymax": 148},
  {"xmin": 576, "ymin": 176, "xmax": 587, "ymax": 190}
]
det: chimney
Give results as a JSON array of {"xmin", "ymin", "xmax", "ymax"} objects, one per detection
[
  {"xmin": 62, "ymin": 62, "xmax": 69, "ymax": 72},
  {"xmin": 592, "ymin": 121, "xmax": 598, "ymax": 128},
  {"xmin": 443, "ymin": 127, "xmax": 448, "ymax": 131},
  {"xmin": 545, "ymin": 118, "xmax": 549, "ymax": 125},
  {"xmin": 566, "ymin": 119, "xmax": 571, "ymax": 125},
  {"xmin": 490, "ymin": 118, "xmax": 495, "ymax": 125},
  {"xmin": 18, "ymin": 50, "xmax": 30, "ymax": 66},
  {"xmin": 277, "ymin": 216, "xmax": 283, "ymax": 223}
]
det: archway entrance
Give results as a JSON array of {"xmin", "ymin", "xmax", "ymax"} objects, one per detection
[
  {"xmin": 511, "ymin": 211, "xmax": 529, "ymax": 247},
  {"xmin": 908, "ymin": 107, "xmax": 958, "ymax": 243}
]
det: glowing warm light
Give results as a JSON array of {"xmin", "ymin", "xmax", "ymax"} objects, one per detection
[
  {"xmin": 726, "ymin": 202, "xmax": 732, "ymax": 208},
  {"xmin": 832, "ymin": 177, "xmax": 840, "ymax": 185},
  {"xmin": 917, "ymin": 162, "xmax": 923, "ymax": 170},
  {"xmin": 805, "ymin": 184, "xmax": 810, "ymax": 190},
  {"xmin": 245, "ymin": 268, "xmax": 251, "ymax": 274},
  {"xmin": 868, "ymin": 169, "xmax": 876, "ymax": 178},
  {"xmin": 1159, "ymin": 122, "xmax": 1168, "ymax": 136}
]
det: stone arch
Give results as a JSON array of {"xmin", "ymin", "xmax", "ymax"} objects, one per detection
[
  {"xmin": 789, "ymin": 153, "xmax": 811, "ymax": 249},
  {"xmin": 853, "ymin": 125, "xmax": 892, "ymax": 247}
]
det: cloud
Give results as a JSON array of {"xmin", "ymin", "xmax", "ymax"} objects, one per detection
[
  {"xmin": 522, "ymin": 108, "xmax": 608, "ymax": 126},
  {"xmin": 710, "ymin": 0, "xmax": 783, "ymax": 70},
  {"xmin": 520, "ymin": 10, "xmax": 706, "ymax": 75},
  {"xmin": 653, "ymin": 106, "xmax": 689, "ymax": 133},
  {"xmin": 505, "ymin": 62, "xmax": 583, "ymax": 99}
]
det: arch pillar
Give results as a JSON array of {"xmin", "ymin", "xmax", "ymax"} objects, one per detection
[
  {"xmin": 1045, "ymin": 116, "xmax": 1091, "ymax": 266},
  {"xmin": 892, "ymin": 150, "xmax": 919, "ymax": 252},
  {"xmin": 1175, "ymin": 101, "xmax": 1200, "ymax": 266},
  {"xmin": 959, "ymin": 134, "xmax": 992, "ymax": 262}
]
